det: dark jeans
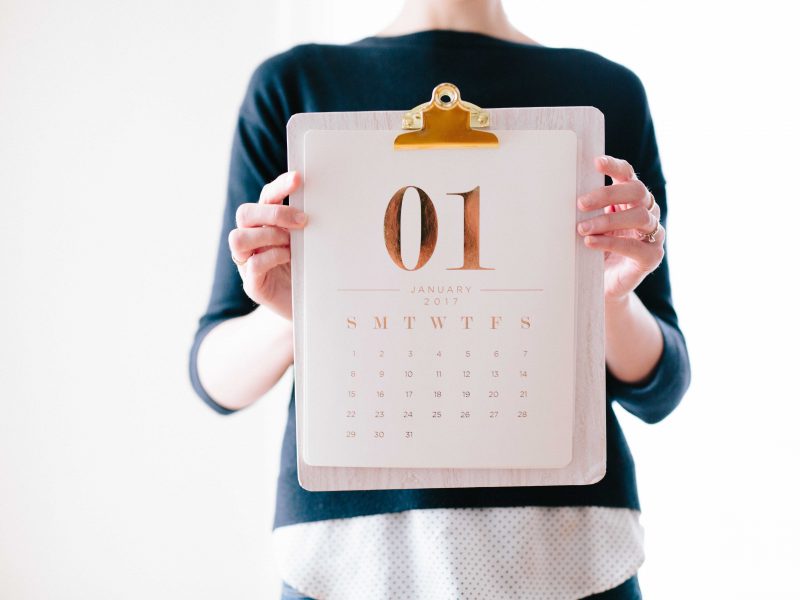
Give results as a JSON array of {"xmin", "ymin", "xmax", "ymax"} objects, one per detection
[{"xmin": 280, "ymin": 574, "xmax": 642, "ymax": 599}]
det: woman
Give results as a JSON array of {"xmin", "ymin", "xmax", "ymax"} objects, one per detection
[{"xmin": 189, "ymin": 1, "xmax": 691, "ymax": 598}]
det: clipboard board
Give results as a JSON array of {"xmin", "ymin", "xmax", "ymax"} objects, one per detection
[{"xmin": 288, "ymin": 83, "xmax": 606, "ymax": 491}]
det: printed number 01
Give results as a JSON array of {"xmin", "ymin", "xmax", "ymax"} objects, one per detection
[{"xmin": 383, "ymin": 185, "xmax": 495, "ymax": 272}]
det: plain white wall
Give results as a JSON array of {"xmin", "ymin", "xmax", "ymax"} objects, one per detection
[{"xmin": 1, "ymin": 1, "xmax": 797, "ymax": 598}]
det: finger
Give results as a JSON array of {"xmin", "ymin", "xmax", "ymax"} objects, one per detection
[
  {"xmin": 244, "ymin": 246, "xmax": 291, "ymax": 278},
  {"xmin": 578, "ymin": 205, "xmax": 659, "ymax": 236},
  {"xmin": 649, "ymin": 198, "xmax": 662, "ymax": 221},
  {"xmin": 259, "ymin": 171, "xmax": 302, "ymax": 205},
  {"xmin": 229, "ymin": 226, "xmax": 290, "ymax": 261},
  {"xmin": 617, "ymin": 192, "xmax": 661, "ymax": 222},
  {"xmin": 595, "ymin": 155, "xmax": 638, "ymax": 184},
  {"xmin": 584, "ymin": 230, "xmax": 665, "ymax": 264},
  {"xmin": 578, "ymin": 178, "xmax": 649, "ymax": 211},
  {"xmin": 236, "ymin": 202, "xmax": 308, "ymax": 229}
]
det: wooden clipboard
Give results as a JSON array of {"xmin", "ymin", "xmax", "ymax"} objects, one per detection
[{"xmin": 288, "ymin": 83, "xmax": 606, "ymax": 491}]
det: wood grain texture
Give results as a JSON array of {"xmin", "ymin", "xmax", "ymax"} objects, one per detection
[{"xmin": 287, "ymin": 106, "xmax": 605, "ymax": 491}]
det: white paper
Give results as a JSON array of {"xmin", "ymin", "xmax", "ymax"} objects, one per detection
[{"xmin": 300, "ymin": 129, "xmax": 577, "ymax": 468}]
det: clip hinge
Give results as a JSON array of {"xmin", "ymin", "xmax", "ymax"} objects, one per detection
[{"xmin": 394, "ymin": 83, "xmax": 499, "ymax": 150}]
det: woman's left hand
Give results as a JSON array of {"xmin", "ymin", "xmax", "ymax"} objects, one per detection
[{"xmin": 577, "ymin": 155, "xmax": 666, "ymax": 306}]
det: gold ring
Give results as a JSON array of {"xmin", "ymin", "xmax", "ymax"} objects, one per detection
[
  {"xmin": 639, "ymin": 222, "xmax": 660, "ymax": 244},
  {"xmin": 232, "ymin": 253, "xmax": 250, "ymax": 266},
  {"xmin": 646, "ymin": 191, "xmax": 656, "ymax": 212}
]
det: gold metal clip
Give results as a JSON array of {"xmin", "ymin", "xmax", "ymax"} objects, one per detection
[{"xmin": 394, "ymin": 83, "xmax": 499, "ymax": 150}]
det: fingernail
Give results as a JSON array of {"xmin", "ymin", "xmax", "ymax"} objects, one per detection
[
  {"xmin": 585, "ymin": 236, "xmax": 596, "ymax": 244},
  {"xmin": 294, "ymin": 211, "xmax": 307, "ymax": 224},
  {"xmin": 578, "ymin": 222, "xmax": 591, "ymax": 234}
]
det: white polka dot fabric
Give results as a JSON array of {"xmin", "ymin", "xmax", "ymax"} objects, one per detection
[{"xmin": 272, "ymin": 506, "xmax": 644, "ymax": 599}]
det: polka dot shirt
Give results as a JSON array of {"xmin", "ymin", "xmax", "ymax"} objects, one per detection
[{"xmin": 272, "ymin": 506, "xmax": 644, "ymax": 599}]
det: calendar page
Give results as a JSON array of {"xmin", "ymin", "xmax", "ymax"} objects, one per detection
[{"xmin": 299, "ymin": 129, "xmax": 578, "ymax": 469}]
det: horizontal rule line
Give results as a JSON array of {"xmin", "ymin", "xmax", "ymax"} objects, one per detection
[{"xmin": 335, "ymin": 288, "xmax": 544, "ymax": 292}]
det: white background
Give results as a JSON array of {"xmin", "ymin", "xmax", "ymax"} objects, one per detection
[{"xmin": 1, "ymin": 1, "xmax": 797, "ymax": 598}]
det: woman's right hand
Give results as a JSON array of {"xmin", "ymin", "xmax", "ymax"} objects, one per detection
[{"xmin": 228, "ymin": 171, "xmax": 307, "ymax": 321}]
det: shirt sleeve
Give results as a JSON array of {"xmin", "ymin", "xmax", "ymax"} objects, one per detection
[
  {"xmin": 604, "ymin": 73, "xmax": 692, "ymax": 424},
  {"xmin": 188, "ymin": 60, "xmax": 292, "ymax": 415}
]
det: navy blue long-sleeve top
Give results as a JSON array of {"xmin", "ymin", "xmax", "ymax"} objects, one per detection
[{"xmin": 188, "ymin": 29, "xmax": 691, "ymax": 530}]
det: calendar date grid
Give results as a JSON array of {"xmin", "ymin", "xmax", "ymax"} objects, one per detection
[{"xmin": 341, "ymin": 346, "xmax": 537, "ymax": 441}]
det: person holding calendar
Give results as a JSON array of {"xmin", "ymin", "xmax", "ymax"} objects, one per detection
[{"xmin": 188, "ymin": 0, "xmax": 691, "ymax": 598}]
